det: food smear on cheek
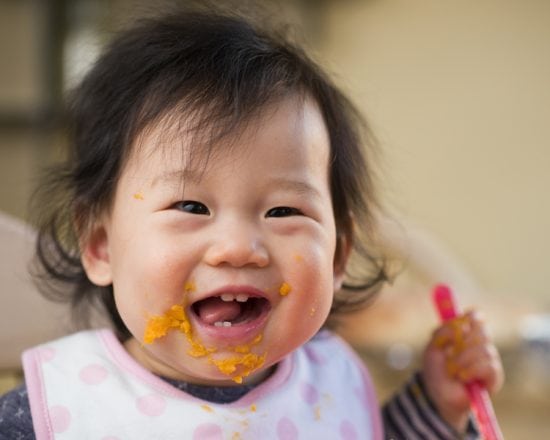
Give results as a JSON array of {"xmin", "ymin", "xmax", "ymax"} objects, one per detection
[
  {"xmin": 279, "ymin": 282, "xmax": 292, "ymax": 296},
  {"xmin": 143, "ymin": 306, "xmax": 266, "ymax": 383},
  {"xmin": 143, "ymin": 304, "xmax": 214, "ymax": 357},
  {"xmin": 133, "ymin": 192, "xmax": 144, "ymax": 200}
]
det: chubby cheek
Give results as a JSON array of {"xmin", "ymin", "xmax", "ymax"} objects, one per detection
[
  {"xmin": 270, "ymin": 247, "xmax": 335, "ymax": 344},
  {"xmin": 111, "ymin": 243, "xmax": 194, "ymax": 338},
  {"xmin": 282, "ymin": 278, "xmax": 332, "ymax": 329}
]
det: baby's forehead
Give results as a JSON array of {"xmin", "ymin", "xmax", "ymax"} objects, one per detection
[
  {"xmin": 126, "ymin": 116, "xmax": 244, "ymax": 175},
  {"xmin": 119, "ymin": 94, "xmax": 329, "ymax": 190},
  {"xmin": 125, "ymin": 93, "xmax": 325, "ymax": 172}
]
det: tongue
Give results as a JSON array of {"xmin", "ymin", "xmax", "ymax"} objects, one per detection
[{"xmin": 196, "ymin": 297, "xmax": 242, "ymax": 325}]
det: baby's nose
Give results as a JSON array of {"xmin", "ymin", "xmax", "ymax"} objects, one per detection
[{"xmin": 204, "ymin": 221, "xmax": 269, "ymax": 268}]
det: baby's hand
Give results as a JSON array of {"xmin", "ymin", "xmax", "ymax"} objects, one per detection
[{"xmin": 421, "ymin": 310, "xmax": 504, "ymax": 433}]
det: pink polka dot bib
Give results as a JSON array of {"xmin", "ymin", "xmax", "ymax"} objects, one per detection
[{"xmin": 22, "ymin": 329, "xmax": 382, "ymax": 439}]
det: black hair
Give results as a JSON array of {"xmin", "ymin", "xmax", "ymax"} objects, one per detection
[{"xmin": 31, "ymin": 7, "xmax": 388, "ymax": 339}]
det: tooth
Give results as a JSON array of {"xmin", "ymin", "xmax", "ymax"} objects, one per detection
[
  {"xmin": 214, "ymin": 321, "xmax": 224, "ymax": 327},
  {"xmin": 223, "ymin": 321, "xmax": 232, "ymax": 327},
  {"xmin": 236, "ymin": 294, "xmax": 248, "ymax": 303},
  {"xmin": 221, "ymin": 294, "xmax": 235, "ymax": 302}
]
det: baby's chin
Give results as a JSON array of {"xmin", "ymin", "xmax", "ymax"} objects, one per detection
[
  {"xmin": 155, "ymin": 353, "xmax": 274, "ymax": 387},
  {"xmin": 134, "ymin": 335, "xmax": 273, "ymax": 386}
]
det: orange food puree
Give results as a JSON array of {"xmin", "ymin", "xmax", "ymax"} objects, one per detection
[
  {"xmin": 434, "ymin": 315, "xmax": 469, "ymax": 377},
  {"xmin": 144, "ymin": 306, "xmax": 266, "ymax": 383},
  {"xmin": 210, "ymin": 352, "xmax": 266, "ymax": 384},
  {"xmin": 210, "ymin": 334, "xmax": 265, "ymax": 384},
  {"xmin": 143, "ymin": 305, "xmax": 213, "ymax": 357},
  {"xmin": 279, "ymin": 282, "xmax": 291, "ymax": 296}
]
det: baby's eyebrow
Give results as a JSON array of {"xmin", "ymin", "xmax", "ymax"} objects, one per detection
[
  {"xmin": 268, "ymin": 178, "xmax": 322, "ymax": 199},
  {"xmin": 150, "ymin": 169, "xmax": 203, "ymax": 188},
  {"xmin": 150, "ymin": 170, "xmax": 322, "ymax": 199}
]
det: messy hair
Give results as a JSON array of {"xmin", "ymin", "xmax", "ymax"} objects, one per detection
[{"xmin": 32, "ymin": 7, "xmax": 388, "ymax": 339}]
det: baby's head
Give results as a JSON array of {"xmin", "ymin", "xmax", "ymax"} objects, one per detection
[{"xmin": 34, "ymin": 9, "xmax": 386, "ymax": 384}]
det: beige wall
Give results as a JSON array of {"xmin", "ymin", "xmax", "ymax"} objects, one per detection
[
  {"xmin": 0, "ymin": 1, "xmax": 43, "ymax": 220},
  {"xmin": 0, "ymin": 1, "xmax": 42, "ymax": 112},
  {"xmin": 319, "ymin": 0, "xmax": 549, "ymax": 301}
]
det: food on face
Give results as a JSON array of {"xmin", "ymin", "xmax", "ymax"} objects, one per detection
[
  {"xmin": 209, "ymin": 334, "xmax": 265, "ymax": 383},
  {"xmin": 234, "ymin": 334, "xmax": 262, "ymax": 354},
  {"xmin": 143, "ymin": 302, "xmax": 266, "ymax": 383},
  {"xmin": 279, "ymin": 282, "xmax": 291, "ymax": 296},
  {"xmin": 143, "ymin": 305, "xmax": 185, "ymax": 344},
  {"xmin": 133, "ymin": 192, "xmax": 144, "ymax": 200},
  {"xmin": 144, "ymin": 305, "xmax": 214, "ymax": 357},
  {"xmin": 210, "ymin": 352, "xmax": 266, "ymax": 384},
  {"xmin": 184, "ymin": 281, "xmax": 196, "ymax": 292}
]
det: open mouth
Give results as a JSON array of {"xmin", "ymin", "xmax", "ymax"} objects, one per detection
[{"xmin": 191, "ymin": 293, "xmax": 271, "ymax": 328}]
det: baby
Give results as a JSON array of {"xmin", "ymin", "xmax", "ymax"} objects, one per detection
[{"xmin": 0, "ymin": 8, "xmax": 502, "ymax": 439}]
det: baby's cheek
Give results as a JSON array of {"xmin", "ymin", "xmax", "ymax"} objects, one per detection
[
  {"xmin": 291, "ymin": 249, "xmax": 335, "ymax": 297},
  {"xmin": 114, "ymin": 270, "xmax": 188, "ymax": 344},
  {"xmin": 139, "ymin": 252, "xmax": 192, "ymax": 299},
  {"xmin": 281, "ymin": 258, "xmax": 333, "ymax": 326}
]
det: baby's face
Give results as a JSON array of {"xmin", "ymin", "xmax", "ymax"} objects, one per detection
[{"xmin": 86, "ymin": 96, "xmax": 344, "ymax": 385}]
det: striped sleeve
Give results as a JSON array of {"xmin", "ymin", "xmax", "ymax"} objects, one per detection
[{"xmin": 381, "ymin": 372, "xmax": 479, "ymax": 440}]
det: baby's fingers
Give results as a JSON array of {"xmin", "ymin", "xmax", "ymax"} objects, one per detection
[
  {"xmin": 431, "ymin": 310, "xmax": 485, "ymax": 351},
  {"xmin": 451, "ymin": 344, "xmax": 504, "ymax": 393},
  {"xmin": 464, "ymin": 310, "xmax": 490, "ymax": 340}
]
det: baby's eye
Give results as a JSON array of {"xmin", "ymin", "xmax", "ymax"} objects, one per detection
[
  {"xmin": 172, "ymin": 200, "xmax": 210, "ymax": 215},
  {"xmin": 265, "ymin": 206, "xmax": 303, "ymax": 218}
]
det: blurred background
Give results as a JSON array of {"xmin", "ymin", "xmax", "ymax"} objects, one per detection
[{"xmin": 0, "ymin": 0, "xmax": 548, "ymax": 437}]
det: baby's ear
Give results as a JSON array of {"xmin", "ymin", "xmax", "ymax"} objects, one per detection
[
  {"xmin": 81, "ymin": 222, "xmax": 112, "ymax": 286},
  {"xmin": 333, "ymin": 230, "xmax": 352, "ymax": 291}
]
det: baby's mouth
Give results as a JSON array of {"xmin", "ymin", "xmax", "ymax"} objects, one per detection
[
  {"xmin": 191, "ymin": 293, "xmax": 271, "ymax": 328},
  {"xmin": 143, "ymin": 290, "xmax": 272, "ymax": 382}
]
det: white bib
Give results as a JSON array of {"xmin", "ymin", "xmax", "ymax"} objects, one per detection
[{"xmin": 23, "ymin": 329, "xmax": 382, "ymax": 439}]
